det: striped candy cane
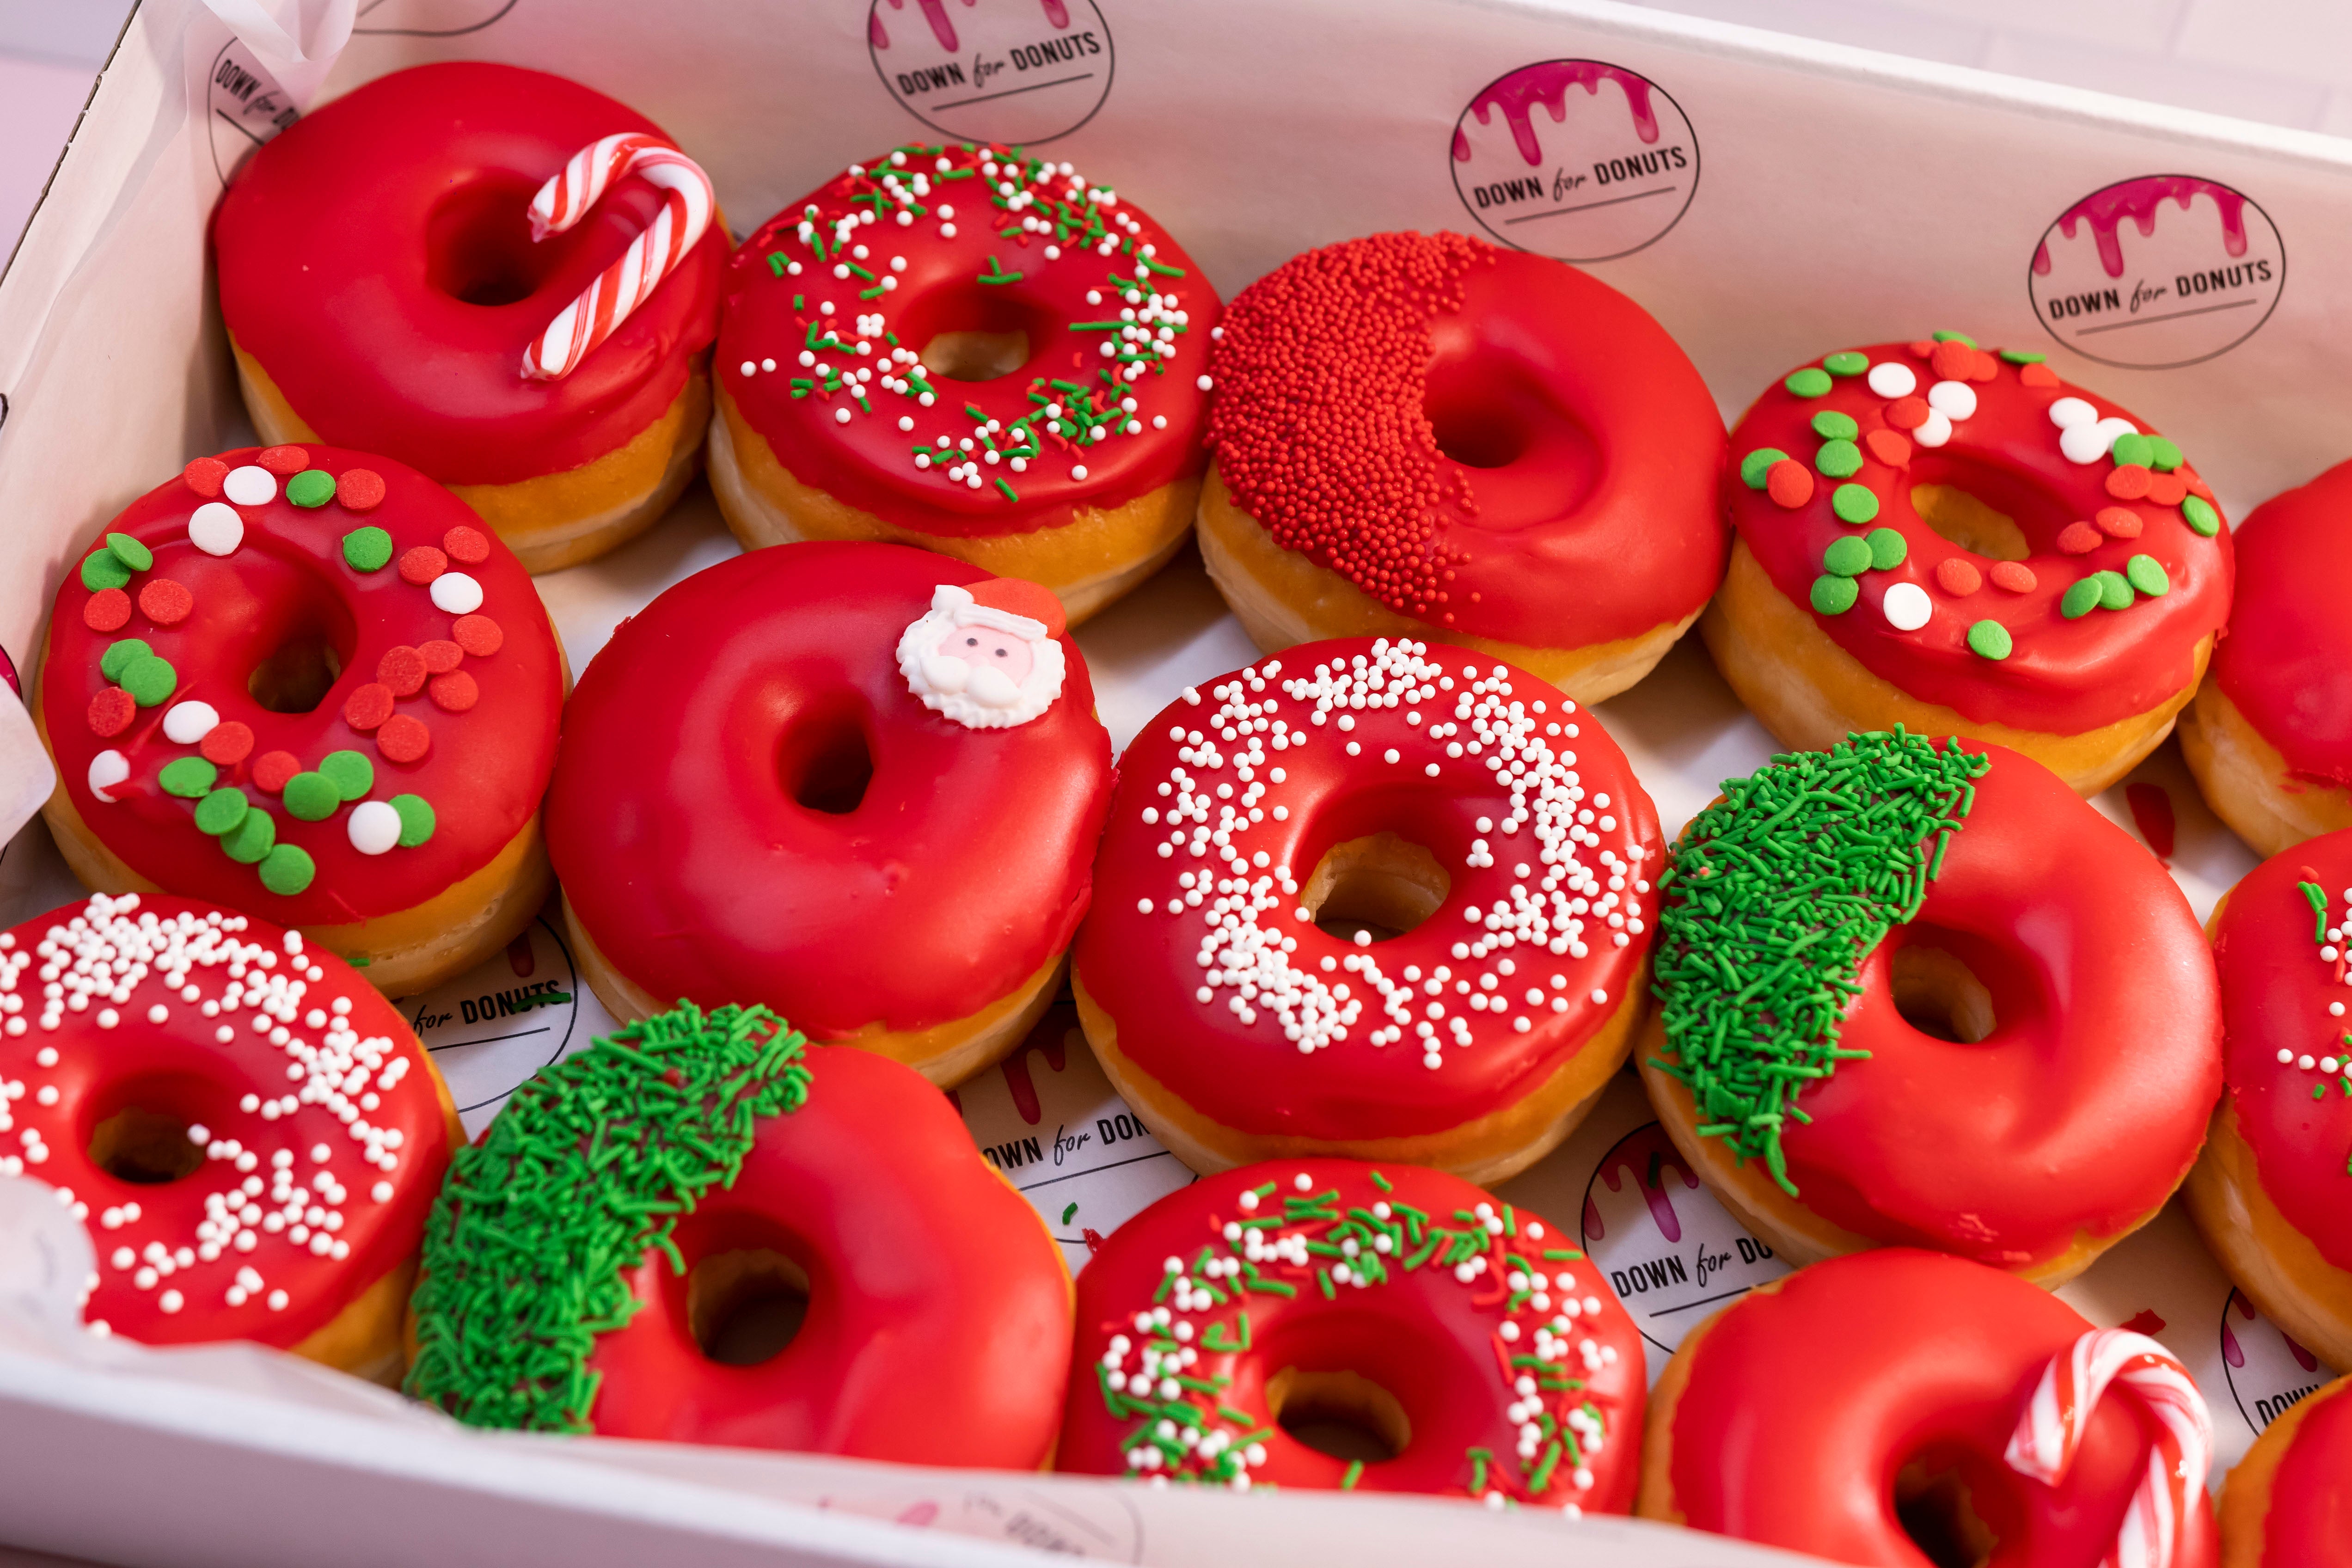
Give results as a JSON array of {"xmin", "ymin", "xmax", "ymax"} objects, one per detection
[
  {"xmin": 2002, "ymin": 1329, "xmax": 2212, "ymax": 1568},
  {"xmin": 520, "ymin": 132, "xmax": 714, "ymax": 381}
]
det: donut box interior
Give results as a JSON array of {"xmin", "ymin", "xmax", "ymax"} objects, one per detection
[{"xmin": 0, "ymin": 0, "xmax": 2347, "ymax": 1562}]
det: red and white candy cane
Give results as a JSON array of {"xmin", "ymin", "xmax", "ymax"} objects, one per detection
[
  {"xmin": 2003, "ymin": 1328, "xmax": 2213, "ymax": 1568},
  {"xmin": 520, "ymin": 132, "xmax": 714, "ymax": 382}
]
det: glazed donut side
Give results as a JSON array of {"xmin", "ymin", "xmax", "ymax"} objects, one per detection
[{"xmin": 2217, "ymin": 1374, "xmax": 2352, "ymax": 1567}]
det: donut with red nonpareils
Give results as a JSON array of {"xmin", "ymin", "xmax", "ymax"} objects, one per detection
[
  {"xmin": 37, "ymin": 446, "xmax": 566, "ymax": 996},
  {"xmin": 1195, "ymin": 232, "xmax": 1726, "ymax": 704},
  {"xmin": 544, "ymin": 541, "xmax": 1112, "ymax": 1085},
  {"xmin": 1708, "ymin": 333, "xmax": 2234, "ymax": 795},
  {"xmin": 214, "ymin": 63, "xmax": 725, "ymax": 572},
  {"xmin": 1073, "ymin": 636, "xmax": 1662, "ymax": 1183},
  {"xmin": 1057, "ymin": 1159, "xmax": 1645, "ymax": 1510},
  {"xmin": 0, "ymin": 893, "xmax": 459, "ymax": 1380},
  {"xmin": 2219, "ymin": 1373, "xmax": 2351, "ymax": 1567},
  {"xmin": 709, "ymin": 141, "xmax": 1219, "ymax": 625}
]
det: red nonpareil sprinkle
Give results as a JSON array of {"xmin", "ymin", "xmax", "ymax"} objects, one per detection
[
  {"xmin": 82, "ymin": 589, "xmax": 131, "ymax": 631},
  {"xmin": 1885, "ymin": 397, "xmax": 1929, "ymax": 430},
  {"xmin": 1934, "ymin": 558, "xmax": 1982, "ymax": 596},
  {"xmin": 87, "ymin": 687, "xmax": 135, "ymax": 738},
  {"xmin": 2095, "ymin": 506, "xmax": 2143, "ymax": 539},
  {"xmin": 1989, "ymin": 561, "xmax": 2037, "ymax": 593},
  {"xmin": 252, "ymin": 751, "xmax": 300, "ymax": 792},
  {"xmin": 2106, "ymin": 465, "xmax": 2153, "ymax": 500},
  {"xmin": 419, "ymin": 639, "xmax": 464, "ymax": 674},
  {"xmin": 343, "ymin": 683, "xmax": 395, "ymax": 732},
  {"xmin": 2057, "ymin": 522, "xmax": 2102, "ymax": 554},
  {"xmin": 2019, "ymin": 363, "xmax": 2061, "ymax": 389},
  {"xmin": 137, "ymin": 579, "xmax": 193, "ymax": 626},
  {"xmin": 1765, "ymin": 460, "xmax": 1813, "ymax": 509},
  {"xmin": 377, "ymin": 713, "xmax": 431, "ymax": 764},
  {"xmin": 1864, "ymin": 429, "xmax": 1912, "ymax": 467},
  {"xmin": 442, "ymin": 526, "xmax": 490, "ymax": 564},
  {"xmin": 184, "ymin": 457, "xmax": 228, "ymax": 497},
  {"xmin": 452, "ymin": 615, "xmax": 503, "ymax": 657},
  {"xmin": 201, "ymin": 721, "xmax": 254, "ymax": 765},
  {"xmin": 377, "ymin": 646, "xmax": 428, "ymax": 697},
  {"xmin": 398, "ymin": 546, "xmax": 449, "ymax": 586},
  {"xmin": 428, "ymin": 671, "xmax": 479, "ymax": 712},
  {"xmin": 256, "ymin": 445, "xmax": 310, "ymax": 476},
  {"xmin": 337, "ymin": 469, "xmax": 386, "ymax": 512},
  {"xmin": 2146, "ymin": 472, "xmax": 2188, "ymax": 506}
]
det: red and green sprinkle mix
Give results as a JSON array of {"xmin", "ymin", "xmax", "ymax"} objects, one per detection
[{"xmin": 2285, "ymin": 881, "xmax": 2352, "ymax": 1150}]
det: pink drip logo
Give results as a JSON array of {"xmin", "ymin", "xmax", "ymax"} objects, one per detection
[
  {"xmin": 2217, "ymin": 1288, "xmax": 2337, "ymax": 1437},
  {"xmin": 2028, "ymin": 174, "xmax": 2284, "ymax": 370},
  {"xmin": 1451, "ymin": 60, "xmax": 1698, "ymax": 263},
  {"xmin": 869, "ymin": 0, "xmax": 1112, "ymax": 146}
]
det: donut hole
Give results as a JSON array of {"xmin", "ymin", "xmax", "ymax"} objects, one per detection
[
  {"xmin": 1267, "ymin": 1366, "xmax": 1410, "ymax": 1464},
  {"xmin": 1421, "ymin": 322, "xmax": 1601, "ymax": 513},
  {"xmin": 246, "ymin": 633, "xmax": 346, "ymax": 715},
  {"xmin": 1889, "ymin": 938, "xmax": 1999, "ymax": 1045},
  {"xmin": 1906, "ymin": 454, "xmax": 2077, "ymax": 562},
  {"xmin": 1301, "ymin": 833, "xmax": 1451, "ymax": 945},
  {"xmin": 426, "ymin": 177, "xmax": 562, "ymax": 308},
  {"xmin": 779, "ymin": 704, "xmax": 875, "ymax": 815},
  {"xmin": 921, "ymin": 328, "xmax": 1032, "ymax": 383},
  {"xmin": 87, "ymin": 1103, "xmax": 203, "ymax": 1186},
  {"xmin": 1892, "ymin": 1455, "xmax": 1999, "ymax": 1568},
  {"xmin": 902, "ymin": 287, "xmax": 1042, "ymax": 383},
  {"xmin": 687, "ymin": 1247, "xmax": 810, "ymax": 1367}
]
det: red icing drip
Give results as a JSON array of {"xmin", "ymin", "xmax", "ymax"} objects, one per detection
[
  {"xmin": 1595, "ymin": 1124, "xmax": 1698, "ymax": 1244},
  {"xmin": 2126, "ymin": 780, "xmax": 2176, "ymax": 861},
  {"xmin": 505, "ymin": 933, "xmax": 536, "ymax": 978},
  {"xmin": 876, "ymin": 0, "xmax": 975, "ymax": 51},
  {"xmin": 1582, "ymin": 1194, "xmax": 1604, "ymax": 1241},
  {"xmin": 2119, "ymin": 1308, "xmax": 2167, "ymax": 1336},
  {"xmin": 2034, "ymin": 176, "xmax": 2251, "ymax": 281},
  {"xmin": 1455, "ymin": 61, "xmax": 1661, "ymax": 167},
  {"xmin": 1040, "ymin": 0, "xmax": 1071, "ymax": 25},
  {"xmin": 998, "ymin": 1006, "xmax": 1072, "ymax": 1126},
  {"xmin": 2266, "ymin": 1378, "xmax": 2352, "ymax": 1566},
  {"xmin": 2212, "ymin": 459, "xmax": 2352, "ymax": 784},
  {"xmin": 1080, "ymin": 1226, "xmax": 1106, "ymax": 1252},
  {"xmin": 2288, "ymin": 1332, "xmax": 2321, "ymax": 1374}
]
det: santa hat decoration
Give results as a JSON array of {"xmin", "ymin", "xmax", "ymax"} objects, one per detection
[
  {"xmin": 934, "ymin": 576, "xmax": 1067, "ymax": 642},
  {"xmin": 898, "ymin": 575, "xmax": 1071, "ymax": 730}
]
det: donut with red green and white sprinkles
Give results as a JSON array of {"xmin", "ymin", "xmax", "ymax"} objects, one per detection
[
  {"xmin": 1054, "ymin": 1158, "xmax": 1645, "ymax": 1512},
  {"xmin": 37, "ymin": 445, "xmax": 565, "ymax": 994},
  {"xmin": 0, "ymin": 893, "xmax": 458, "ymax": 1374},
  {"xmin": 710, "ymin": 142, "xmax": 1219, "ymax": 623},
  {"xmin": 1708, "ymin": 334, "xmax": 2232, "ymax": 794}
]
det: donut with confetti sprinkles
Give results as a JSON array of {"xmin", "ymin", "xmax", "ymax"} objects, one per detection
[
  {"xmin": 1707, "ymin": 334, "xmax": 2233, "ymax": 796},
  {"xmin": 1056, "ymin": 1158, "xmax": 1643, "ymax": 1510},
  {"xmin": 710, "ymin": 142, "xmax": 1218, "ymax": 625},
  {"xmin": 1073, "ymin": 637, "xmax": 1660, "ymax": 1183},
  {"xmin": 214, "ymin": 63, "xmax": 725, "ymax": 573},
  {"xmin": 2186, "ymin": 828, "xmax": 2352, "ymax": 1371},
  {"xmin": 1640, "ymin": 732, "xmax": 2220, "ymax": 1286},
  {"xmin": 0, "ymin": 893, "xmax": 459, "ymax": 1378},
  {"xmin": 36, "ymin": 445, "xmax": 566, "ymax": 997},
  {"xmin": 1195, "ymin": 232, "xmax": 1726, "ymax": 705},
  {"xmin": 544, "ymin": 541, "xmax": 1110, "ymax": 1085},
  {"xmin": 2180, "ymin": 459, "xmax": 2352, "ymax": 855},
  {"xmin": 407, "ymin": 1001, "xmax": 1071, "ymax": 1462},
  {"xmin": 2219, "ymin": 1372, "xmax": 2351, "ymax": 1566},
  {"xmin": 1640, "ymin": 1249, "xmax": 2221, "ymax": 1568}
]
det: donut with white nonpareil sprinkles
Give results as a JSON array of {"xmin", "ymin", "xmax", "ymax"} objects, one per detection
[
  {"xmin": 1073, "ymin": 636, "xmax": 1661, "ymax": 1183},
  {"xmin": 37, "ymin": 445, "xmax": 566, "ymax": 996},
  {"xmin": 1707, "ymin": 332, "xmax": 2233, "ymax": 795},
  {"xmin": 2218, "ymin": 1372, "xmax": 2351, "ymax": 1566},
  {"xmin": 709, "ymin": 141, "xmax": 1219, "ymax": 624},
  {"xmin": 0, "ymin": 893, "xmax": 458, "ymax": 1379},
  {"xmin": 1055, "ymin": 1159, "xmax": 1644, "ymax": 1512}
]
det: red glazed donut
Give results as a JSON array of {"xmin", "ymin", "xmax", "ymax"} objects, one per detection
[
  {"xmin": 1074, "ymin": 636, "xmax": 1662, "ymax": 1183},
  {"xmin": 2180, "ymin": 460, "xmax": 2352, "ymax": 854},
  {"xmin": 408, "ymin": 1002, "xmax": 1070, "ymax": 1461},
  {"xmin": 710, "ymin": 141, "xmax": 1217, "ymax": 623},
  {"xmin": 1056, "ymin": 1158, "xmax": 1645, "ymax": 1511},
  {"xmin": 1640, "ymin": 1249, "xmax": 2221, "ymax": 1568},
  {"xmin": 2185, "ymin": 829, "xmax": 2352, "ymax": 1371},
  {"xmin": 1707, "ymin": 334, "xmax": 2233, "ymax": 795},
  {"xmin": 2219, "ymin": 1373, "xmax": 2351, "ymax": 1567},
  {"xmin": 37, "ymin": 445, "xmax": 565, "ymax": 997},
  {"xmin": 214, "ymin": 63, "xmax": 725, "ymax": 572},
  {"xmin": 1639, "ymin": 733, "xmax": 2221, "ymax": 1286},
  {"xmin": 2, "ymin": 892, "xmax": 459, "ymax": 1379},
  {"xmin": 1196, "ymin": 232, "xmax": 1726, "ymax": 703},
  {"xmin": 544, "ymin": 541, "xmax": 1112, "ymax": 1084}
]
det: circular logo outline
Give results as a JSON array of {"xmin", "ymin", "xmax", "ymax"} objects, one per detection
[
  {"xmin": 867, "ymin": 0, "xmax": 1115, "ymax": 148},
  {"xmin": 416, "ymin": 913, "xmax": 582, "ymax": 1117}
]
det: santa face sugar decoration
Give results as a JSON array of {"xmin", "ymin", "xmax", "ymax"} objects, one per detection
[{"xmin": 899, "ymin": 578, "xmax": 1070, "ymax": 730}]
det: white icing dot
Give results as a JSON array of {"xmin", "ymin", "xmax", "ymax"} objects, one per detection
[
  {"xmin": 1925, "ymin": 380, "xmax": 1977, "ymax": 421},
  {"xmin": 1881, "ymin": 581, "xmax": 1932, "ymax": 631},
  {"xmin": 161, "ymin": 701, "xmax": 220, "ymax": 745},
  {"xmin": 1866, "ymin": 362, "xmax": 1916, "ymax": 397},
  {"xmin": 428, "ymin": 572, "xmax": 484, "ymax": 614},
  {"xmin": 346, "ymin": 800, "xmax": 403, "ymax": 856},
  {"xmin": 188, "ymin": 502, "xmax": 244, "ymax": 556},
  {"xmin": 87, "ymin": 750, "xmax": 130, "ymax": 803},
  {"xmin": 2047, "ymin": 396, "xmax": 2099, "ymax": 430},
  {"xmin": 1912, "ymin": 410, "xmax": 1953, "ymax": 449},
  {"xmin": 221, "ymin": 466, "xmax": 276, "ymax": 506}
]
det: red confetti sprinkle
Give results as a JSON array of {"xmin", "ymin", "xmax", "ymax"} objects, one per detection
[
  {"xmin": 1990, "ymin": 561, "xmax": 2037, "ymax": 593},
  {"xmin": 1885, "ymin": 397, "xmax": 1929, "ymax": 430},
  {"xmin": 2095, "ymin": 506, "xmax": 2143, "ymax": 539},
  {"xmin": 377, "ymin": 646, "xmax": 428, "ymax": 697},
  {"xmin": 428, "ymin": 670, "xmax": 479, "ymax": 712},
  {"xmin": 2120, "ymin": 1308, "xmax": 2168, "ymax": 1337},
  {"xmin": 343, "ymin": 683, "xmax": 395, "ymax": 731},
  {"xmin": 86, "ymin": 687, "xmax": 135, "ymax": 738},
  {"xmin": 2125, "ymin": 781, "xmax": 2176, "ymax": 861},
  {"xmin": 1966, "ymin": 349, "xmax": 2000, "ymax": 382},
  {"xmin": 1908, "ymin": 339, "xmax": 1937, "ymax": 357},
  {"xmin": 82, "ymin": 589, "xmax": 131, "ymax": 631},
  {"xmin": 2184, "ymin": 468, "xmax": 2215, "ymax": 501},
  {"xmin": 1864, "ymin": 429, "xmax": 1913, "ymax": 467},
  {"xmin": 1765, "ymin": 460, "xmax": 1814, "ymax": 509},
  {"xmin": 398, "ymin": 546, "xmax": 448, "ymax": 586},
  {"xmin": 419, "ymin": 639, "xmax": 464, "ymax": 674},
  {"xmin": 2106, "ymin": 464, "xmax": 2153, "ymax": 500},
  {"xmin": 377, "ymin": 713, "xmax": 431, "ymax": 764},
  {"xmin": 2146, "ymin": 472, "xmax": 2189, "ymax": 506},
  {"xmin": 256, "ymin": 445, "xmax": 309, "ymax": 476},
  {"xmin": 1934, "ymin": 559, "xmax": 1982, "ymax": 597},
  {"xmin": 2019, "ymin": 363, "xmax": 2061, "ymax": 389},
  {"xmin": 252, "ymin": 751, "xmax": 300, "ymax": 792},
  {"xmin": 337, "ymin": 469, "xmax": 386, "ymax": 512},
  {"xmin": 137, "ymin": 579, "xmax": 193, "ymax": 626},
  {"xmin": 1929, "ymin": 341, "xmax": 1976, "ymax": 381},
  {"xmin": 2057, "ymin": 522, "xmax": 2103, "ymax": 555},
  {"xmin": 442, "ymin": 526, "xmax": 490, "ymax": 564},
  {"xmin": 452, "ymin": 614, "xmax": 503, "ymax": 658},
  {"xmin": 202, "ymin": 722, "xmax": 254, "ymax": 765},
  {"xmin": 184, "ymin": 457, "xmax": 228, "ymax": 497}
]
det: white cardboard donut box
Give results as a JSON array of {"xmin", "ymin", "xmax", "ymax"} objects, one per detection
[{"xmin": 0, "ymin": 0, "xmax": 2344, "ymax": 1563}]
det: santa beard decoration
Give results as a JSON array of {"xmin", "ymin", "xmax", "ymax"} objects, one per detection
[{"xmin": 900, "ymin": 579, "xmax": 1070, "ymax": 729}]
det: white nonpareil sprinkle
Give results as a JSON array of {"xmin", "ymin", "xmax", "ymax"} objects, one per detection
[{"xmin": 2290, "ymin": 883, "xmax": 2352, "ymax": 1089}]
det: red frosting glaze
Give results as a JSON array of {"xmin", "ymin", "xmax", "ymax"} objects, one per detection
[
  {"xmin": 1205, "ymin": 232, "xmax": 1727, "ymax": 647},
  {"xmin": 1666, "ymin": 1249, "xmax": 2218, "ymax": 1566},
  {"xmin": 2209, "ymin": 827, "xmax": 2352, "ymax": 1273},
  {"xmin": 41, "ymin": 447, "xmax": 563, "ymax": 926},
  {"xmin": 2212, "ymin": 460, "xmax": 2352, "ymax": 784},
  {"xmin": 1727, "ymin": 339, "xmax": 2233, "ymax": 733},
  {"xmin": 2260, "ymin": 1376, "xmax": 2352, "ymax": 1565},
  {"xmin": 584, "ymin": 1043, "xmax": 1069, "ymax": 1461},
  {"xmin": 1773, "ymin": 744, "xmax": 2221, "ymax": 1267},
  {"xmin": 214, "ymin": 62, "xmax": 724, "ymax": 487},
  {"xmin": 0, "ymin": 893, "xmax": 452, "ymax": 1349},
  {"xmin": 1077, "ymin": 637, "xmax": 1660, "ymax": 1141},
  {"xmin": 719, "ymin": 141, "xmax": 1216, "ymax": 536},
  {"xmin": 1056, "ymin": 1158, "xmax": 1645, "ymax": 1507},
  {"xmin": 545, "ymin": 541, "xmax": 1111, "ymax": 1035}
]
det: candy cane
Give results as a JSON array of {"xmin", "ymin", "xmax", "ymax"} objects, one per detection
[
  {"xmin": 520, "ymin": 133, "xmax": 714, "ymax": 382},
  {"xmin": 2002, "ymin": 1329, "xmax": 2212, "ymax": 1568}
]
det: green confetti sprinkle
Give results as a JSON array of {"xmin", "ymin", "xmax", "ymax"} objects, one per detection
[
  {"xmin": 1824, "ymin": 351, "xmax": 1868, "ymax": 376},
  {"xmin": 392, "ymin": 794, "xmax": 436, "ymax": 848},
  {"xmin": 2061, "ymin": 578, "xmax": 2105, "ymax": 619},
  {"xmin": 1998, "ymin": 349, "xmax": 2047, "ymax": 364},
  {"xmin": 1831, "ymin": 484, "xmax": 1880, "ymax": 525},
  {"xmin": 193, "ymin": 787, "xmax": 249, "ymax": 836},
  {"xmin": 158, "ymin": 757, "xmax": 217, "ymax": 798},
  {"xmin": 221, "ymin": 809, "xmax": 276, "ymax": 864},
  {"xmin": 319, "ymin": 750, "xmax": 374, "ymax": 802},
  {"xmin": 1784, "ymin": 367, "xmax": 1833, "ymax": 398},
  {"xmin": 286, "ymin": 469, "xmax": 337, "ymax": 508},
  {"xmin": 119, "ymin": 654, "xmax": 176, "ymax": 707},
  {"xmin": 2147, "ymin": 436, "xmax": 2184, "ymax": 472},
  {"xmin": 282, "ymin": 772, "xmax": 339, "ymax": 822},
  {"xmin": 105, "ymin": 533, "xmax": 154, "ymax": 572},
  {"xmin": 2125, "ymin": 554, "xmax": 2170, "ymax": 597},
  {"xmin": 1967, "ymin": 621, "xmax": 2014, "ymax": 660},
  {"xmin": 1931, "ymin": 330, "xmax": 1978, "ymax": 346},
  {"xmin": 98, "ymin": 638, "xmax": 152, "ymax": 681},
  {"xmin": 258, "ymin": 843, "xmax": 315, "ymax": 895},
  {"xmin": 1811, "ymin": 411, "xmax": 1859, "ymax": 441},
  {"xmin": 1823, "ymin": 537, "xmax": 1873, "ymax": 577},
  {"xmin": 1866, "ymin": 528, "xmax": 1908, "ymax": 571},
  {"xmin": 1740, "ymin": 448, "xmax": 1789, "ymax": 489},
  {"xmin": 2096, "ymin": 570, "xmax": 2135, "ymax": 611},
  {"xmin": 1811, "ymin": 575, "xmax": 1859, "ymax": 614},
  {"xmin": 2182, "ymin": 496, "xmax": 2220, "ymax": 537},
  {"xmin": 1816, "ymin": 439, "xmax": 1862, "ymax": 479},
  {"xmin": 80, "ymin": 551, "xmax": 131, "ymax": 592},
  {"xmin": 1061, "ymin": 1202, "xmax": 1079, "ymax": 1225},
  {"xmin": 2109, "ymin": 433, "xmax": 2154, "ymax": 468},
  {"xmin": 343, "ymin": 527, "xmax": 394, "ymax": 572}
]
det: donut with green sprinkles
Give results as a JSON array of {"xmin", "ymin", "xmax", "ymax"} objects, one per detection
[{"xmin": 1055, "ymin": 1158, "xmax": 1647, "ymax": 1514}]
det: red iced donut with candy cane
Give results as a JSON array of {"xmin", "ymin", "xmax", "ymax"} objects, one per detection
[
  {"xmin": 1707, "ymin": 334, "xmax": 2233, "ymax": 795},
  {"xmin": 0, "ymin": 892, "xmax": 459, "ymax": 1379},
  {"xmin": 1640, "ymin": 1249, "xmax": 2219, "ymax": 1568},
  {"xmin": 215, "ymin": 62, "xmax": 725, "ymax": 572},
  {"xmin": 36, "ymin": 445, "xmax": 565, "ymax": 996},
  {"xmin": 1057, "ymin": 1159, "xmax": 1646, "ymax": 1512}
]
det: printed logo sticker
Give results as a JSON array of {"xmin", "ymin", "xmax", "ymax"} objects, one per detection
[
  {"xmin": 2029, "ymin": 175, "xmax": 2284, "ymax": 369},
  {"xmin": 2218, "ymin": 1287, "xmax": 2339, "ymax": 1436},
  {"xmin": 204, "ymin": 39, "xmax": 300, "ymax": 186},
  {"xmin": 394, "ymin": 914, "xmax": 591, "ymax": 1137},
  {"xmin": 1451, "ymin": 61, "xmax": 1698, "ymax": 263},
  {"xmin": 870, "ymin": 0, "xmax": 1113, "ymax": 146}
]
